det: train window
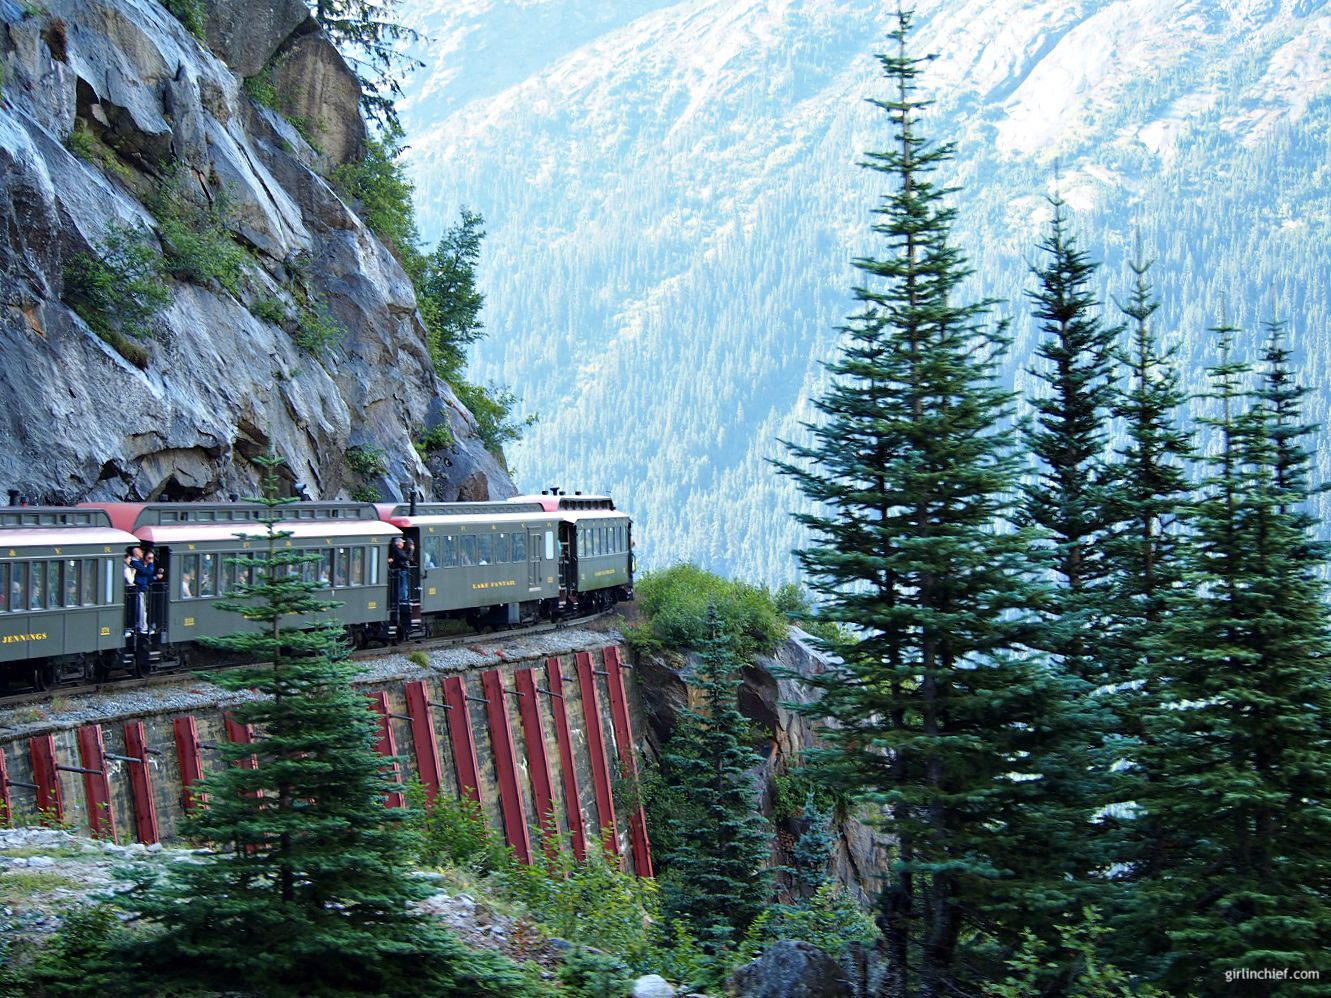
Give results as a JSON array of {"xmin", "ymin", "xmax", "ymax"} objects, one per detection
[
  {"xmin": 320, "ymin": 550, "xmax": 334, "ymax": 588},
  {"xmin": 29, "ymin": 561, "xmax": 44, "ymax": 610},
  {"xmin": 62, "ymin": 560, "xmax": 79, "ymax": 607},
  {"xmin": 103, "ymin": 559, "xmax": 113, "ymax": 605},
  {"xmin": 443, "ymin": 536, "xmax": 457, "ymax": 568},
  {"xmin": 300, "ymin": 554, "xmax": 317, "ymax": 585},
  {"xmin": 180, "ymin": 555, "xmax": 198, "ymax": 599},
  {"xmin": 11, "ymin": 562, "xmax": 26, "ymax": 611},
  {"xmin": 477, "ymin": 534, "xmax": 492, "ymax": 565},
  {"xmin": 46, "ymin": 561, "xmax": 60, "ymax": 609},
  {"xmin": 350, "ymin": 547, "xmax": 365, "ymax": 586},
  {"xmin": 81, "ymin": 559, "xmax": 97, "ymax": 606},
  {"xmin": 335, "ymin": 548, "xmax": 350, "ymax": 587},
  {"xmin": 221, "ymin": 556, "xmax": 237, "ymax": 594},
  {"xmin": 369, "ymin": 547, "xmax": 379, "ymax": 585},
  {"xmin": 545, "ymin": 530, "xmax": 555, "ymax": 561},
  {"xmin": 495, "ymin": 532, "xmax": 510, "ymax": 564},
  {"xmin": 511, "ymin": 533, "xmax": 525, "ymax": 563},
  {"xmin": 0, "ymin": 564, "xmax": 8, "ymax": 612},
  {"xmin": 200, "ymin": 554, "xmax": 218, "ymax": 597},
  {"xmin": 460, "ymin": 535, "xmax": 477, "ymax": 567},
  {"xmin": 425, "ymin": 535, "xmax": 443, "ymax": 571}
]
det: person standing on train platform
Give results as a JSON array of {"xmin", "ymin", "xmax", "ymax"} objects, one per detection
[{"xmin": 389, "ymin": 537, "xmax": 411, "ymax": 606}]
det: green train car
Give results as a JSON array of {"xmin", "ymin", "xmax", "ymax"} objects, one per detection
[{"xmin": 0, "ymin": 507, "xmax": 140, "ymax": 689}]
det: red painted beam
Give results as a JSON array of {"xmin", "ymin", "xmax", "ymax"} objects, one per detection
[
  {"xmin": 404, "ymin": 680, "xmax": 444, "ymax": 803},
  {"xmin": 576, "ymin": 650, "xmax": 619, "ymax": 859},
  {"xmin": 29, "ymin": 734, "xmax": 63, "ymax": 823},
  {"xmin": 515, "ymin": 667, "xmax": 557, "ymax": 855},
  {"xmin": 224, "ymin": 714, "xmax": 257, "ymax": 769},
  {"xmin": 122, "ymin": 722, "xmax": 160, "ymax": 845},
  {"xmin": 0, "ymin": 749, "xmax": 11, "ymax": 826},
  {"xmin": 441, "ymin": 676, "xmax": 482, "ymax": 804},
  {"xmin": 546, "ymin": 656, "xmax": 586, "ymax": 861},
  {"xmin": 76, "ymin": 725, "xmax": 117, "ymax": 840},
  {"xmin": 367, "ymin": 692, "xmax": 405, "ymax": 808},
  {"xmin": 481, "ymin": 670, "xmax": 531, "ymax": 864},
  {"xmin": 173, "ymin": 716, "xmax": 206, "ymax": 811},
  {"xmin": 603, "ymin": 646, "xmax": 653, "ymax": 877}
]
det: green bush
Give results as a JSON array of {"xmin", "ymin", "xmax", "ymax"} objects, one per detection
[
  {"xmin": 556, "ymin": 946, "xmax": 633, "ymax": 998},
  {"xmin": 163, "ymin": 0, "xmax": 205, "ymax": 41},
  {"xmin": 243, "ymin": 66, "xmax": 277, "ymax": 109},
  {"xmin": 634, "ymin": 564, "xmax": 788, "ymax": 659},
  {"xmin": 332, "ymin": 138, "xmax": 421, "ymax": 266},
  {"xmin": 739, "ymin": 882, "xmax": 880, "ymax": 964},
  {"xmin": 346, "ymin": 444, "xmax": 388, "ymax": 478},
  {"xmin": 20, "ymin": 904, "xmax": 140, "ymax": 996},
  {"xmin": 247, "ymin": 296, "xmax": 287, "ymax": 326},
  {"xmin": 454, "ymin": 379, "xmax": 537, "ymax": 455},
  {"xmin": 152, "ymin": 175, "xmax": 251, "ymax": 297},
  {"xmin": 293, "ymin": 299, "xmax": 343, "ymax": 357},
  {"xmin": 773, "ymin": 583, "xmax": 853, "ymax": 645},
  {"xmin": 63, "ymin": 222, "xmax": 169, "ymax": 365},
  {"xmin": 405, "ymin": 781, "xmax": 505, "ymax": 871},
  {"xmin": 770, "ymin": 765, "xmax": 847, "ymax": 825},
  {"xmin": 66, "ymin": 121, "xmax": 129, "ymax": 179},
  {"xmin": 414, "ymin": 423, "xmax": 456, "ymax": 456}
]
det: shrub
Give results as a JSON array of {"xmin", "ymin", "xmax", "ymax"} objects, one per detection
[
  {"xmin": 243, "ymin": 66, "xmax": 277, "ymax": 109},
  {"xmin": 21, "ymin": 904, "xmax": 139, "ymax": 996},
  {"xmin": 247, "ymin": 296, "xmax": 286, "ymax": 326},
  {"xmin": 332, "ymin": 138, "xmax": 421, "ymax": 266},
  {"xmin": 634, "ymin": 564, "xmax": 787, "ymax": 659},
  {"xmin": 556, "ymin": 946, "xmax": 633, "ymax": 998},
  {"xmin": 63, "ymin": 222, "xmax": 169, "ymax": 365},
  {"xmin": 773, "ymin": 583, "xmax": 853, "ymax": 645},
  {"xmin": 346, "ymin": 444, "xmax": 387, "ymax": 478},
  {"xmin": 349, "ymin": 485, "xmax": 379, "ymax": 502},
  {"xmin": 293, "ymin": 299, "xmax": 343, "ymax": 357},
  {"xmin": 414, "ymin": 423, "xmax": 456, "ymax": 456},
  {"xmin": 454, "ymin": 379, "xmax": 536, "ymax": 454},
  {"xmin": 152, "ymin": 174, "xmax": 250, "ymax": 297},
  {"xmin": 162, "ymin": 0, "xmax": 205, "ymax": 42},
  {"xmin": 740, "ymin": 882, "xmax": 880, "ymax": 963},
  {"xmin": 405, "ymin": 781, "xmax": 505, "ymax": 871}
]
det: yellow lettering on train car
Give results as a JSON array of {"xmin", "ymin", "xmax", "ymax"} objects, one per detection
[
  {"xmin": 100, "ymin": 626, "xmax": 111, "ymax": 636},
  {"xmin": 7, "ymin": 549, "xmax": 14, "ymax": 557},
  {"xmin": 594, "ymin": 569, "xmax": 616, "ymax": 578},
  {"xmin": 2, "ymin": 632, "xmax": 48, "ymax": 644},
  {"xmin": 53, "ymin": 547, "xmax": 61, "ymax": 555},
  {"xmin": 103, "ymin": 546, "xmax": 112, "ymax": 553},
  {"xmin": 368, "ymin": 601, "xmax": 378, "ymax": 610},
  {"xmin": 184, "ymin": 617, "xmax": 195, "ymax": 627},
  {"xmin": 470, "ymin": 580, "xmax": 518, "ymax": 591},
  {"xmin": 427, "ymin": 588, "xmax": 437, "ymax": 596},
  {"xmin": 188, "ymin": 544, "xmax": 196, "ymax": 551}
]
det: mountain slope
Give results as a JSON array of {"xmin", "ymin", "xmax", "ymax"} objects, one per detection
[{"xmin": 400, "ymin": 0, "xmax": 1331, "ymax": 581}]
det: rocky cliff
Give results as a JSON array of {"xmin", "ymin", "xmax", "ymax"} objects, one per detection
[{"xmin": 0, "ymin": 0, "xmax": 514, "ymax": 503}]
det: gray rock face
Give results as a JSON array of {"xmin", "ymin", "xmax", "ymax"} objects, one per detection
[
  {"xmin": 730, "ymin": 940, "xmax": 851, "ymax": 998},
  {"xmin": 203, "ymin": 0, "xmax": 311, "ymax": 78},
  {"xmin": 272, "ymin": 31, "xmax": 366, "ymax": 166},
  {"xmin": 0, "ymin": 0, "xmax": 514, "ymax": 503}
]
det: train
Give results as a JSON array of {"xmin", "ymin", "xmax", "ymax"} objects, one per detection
[{"xmin": 0, "ymin": 491, "xmax": 634, "ymax": 691}]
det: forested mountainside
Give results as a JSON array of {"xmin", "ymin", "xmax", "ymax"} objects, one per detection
[{"xmin": 400, "ymin": 0, "xmax": 1331, "ymax": 582}]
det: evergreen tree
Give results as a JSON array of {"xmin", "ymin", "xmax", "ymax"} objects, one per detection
[
  {"xmin": 1136, "ymin": 324, "xmax": 1331, "ymax": 994},
  {"xmin": 121, "ymin": 454, "xmax": 533, "ymax": 997},
  {"xmin": 788, "ymin": 791, "xmax": 835, "ymax": 896},
  {"xmin": 776, "ymin": 10, "xmax": 1092, "ymax": 993},
  {"xmin": 417, "ymin": 207, "xmax": 487, "ymax": 381},
  {"xmin": 1022, "ymin": 192, "xmax": 1120, "ymax": 682},
  {"xmin": 659, "ymin": 603, "xmax": 771, "ymax": 951}
]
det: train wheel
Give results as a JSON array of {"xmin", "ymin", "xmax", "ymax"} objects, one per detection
[{"xmin": 31, "ymin": 663, "xmax": 55, "ymax": 692}]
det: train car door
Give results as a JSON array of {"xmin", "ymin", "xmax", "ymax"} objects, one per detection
[{"xmin": 528, "ymin": 529, "xmax": 543, "ymax": 591}]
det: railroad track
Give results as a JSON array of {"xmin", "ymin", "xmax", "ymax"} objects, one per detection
[{"xmin": 0, "ymin": 611, "xmax": 614, "ymax": 712}]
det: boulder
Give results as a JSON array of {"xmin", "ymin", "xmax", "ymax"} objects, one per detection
[
  {"xmin": 632, "ymin": 974, "xmax": 675, "ymax": 998},
  {"xmin": 272, "ymin": 31, "xmax": 366, "ymax": 165},
  {"xmin": 730, "ymin": 940, "xmax": 851, "ymax": 998},
  {"xmin": 203, "ymin": 0, "xmax": 311, "ymax": 78}
]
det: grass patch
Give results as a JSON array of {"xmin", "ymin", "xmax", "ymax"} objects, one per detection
[
  {"xmin": 247, "ymin": 296, "xmax": 286, "ymax": 326},
  {"xmin": 0, "ymin": 870, "xmax": 81, "ymax": 904},
  {"xmin": 162, "ymin": 0, "xmax": 205, "ymax": 41},
  {"xmin": 413, "ymin": 423, "xmax": 455, "ymax": 456},
  {"xmin": 66, "ymin": 121, "xmax": 129, "ymax": 180},
  {"xmin": 242, "ymin": 66, "xmax": 277, "ymax": 109},
  {"xmin": 293, "ymin": 299, "xmax": 342, "ymax": 357}
]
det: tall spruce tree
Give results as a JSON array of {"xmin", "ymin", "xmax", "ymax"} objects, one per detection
[
  {"xmin": 776, "ymin": 10, "xmax": 1090, "ymax": 994},
  {"xmin": 121, "ymin": 454, "xmax": 533, "ymax": 997},
  {"xmin": 1022, "ymin": 193, "xmax": 1120, "ymax": 681},
  {"xmin": 308, "ymin": 0, "xmax": 421, "ymax": 134},
  {"xmin": 659, "ymin": 603, "xmax": 771, "ymax": 952},
  {"xmin": 1136, "ymin": 325, "xmax": 1331, "ymax": 993}
]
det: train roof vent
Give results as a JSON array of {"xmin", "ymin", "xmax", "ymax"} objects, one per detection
[
  {"xmin": 140, "ymin": 502, "xmax": 379, "ymax": 526},
  {"xmin": 559, "ymin": 496, "xmax": 615, "ymax": 510},
  {"xmin": 393, "ymin": 501, "xmax": 546, "ymax": 517}
]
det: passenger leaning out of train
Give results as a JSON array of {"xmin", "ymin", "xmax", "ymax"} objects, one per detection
[
  {"xmin": 389, "ymin": 537, "xmax": 411, "ymax": 605},
  {"xmin": 128, "ymin": 547, "xmax": 154, "ymax": 633}
]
